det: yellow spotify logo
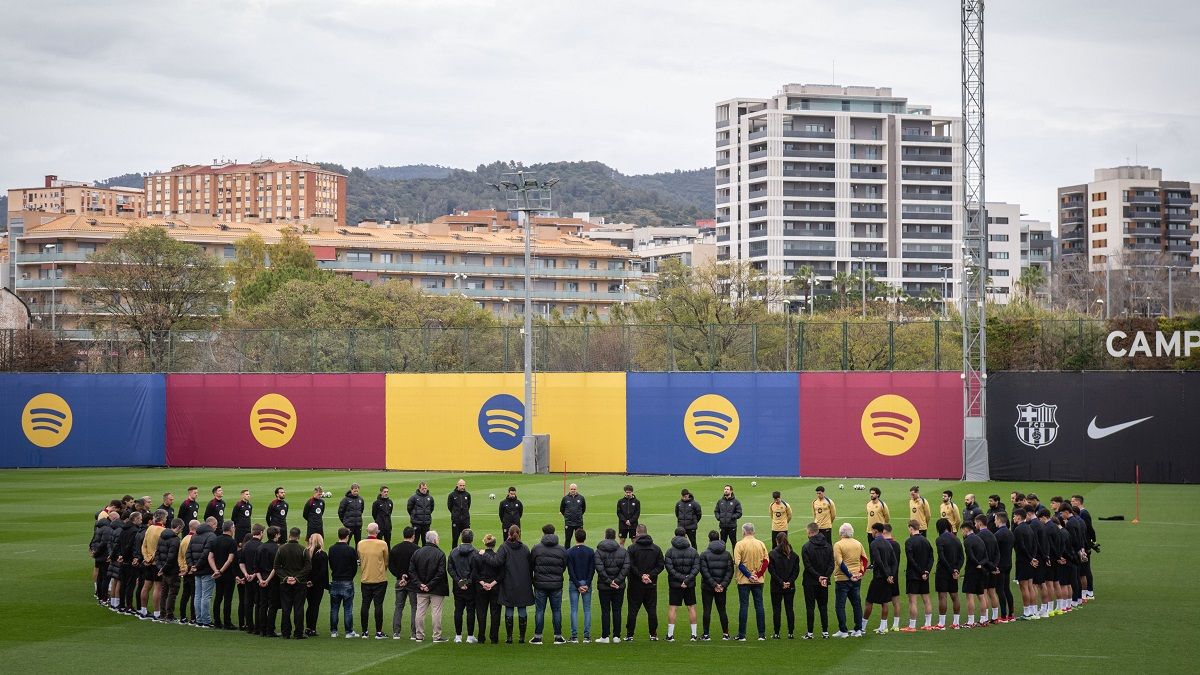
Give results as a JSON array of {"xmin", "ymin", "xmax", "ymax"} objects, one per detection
[
  {"xmin": 860, "ymin": 394, "xmax": 921, "ymax": 456},
  {"xmin": 22, "ymin": 393, "xmax": 73, "ymax": 448},
  {"xmin": 684, "ymin": 394, "xmax": 740, "ymax": 454},
  {"xmin": 250, "ymin": 393, "xmax": 297, "ymax": 448}
]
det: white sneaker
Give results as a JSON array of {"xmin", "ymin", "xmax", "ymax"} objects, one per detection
[
  {"xmin": 454, "ymin": 635, "xmax": 462, "ymax": 643},
  {"xmin": 874, "ymin": 627, "xmax": 888, "ymax": 635},
  {"xmin": 832, "ymin": 631, "xmax": 849, "ymax": 638},
  {"xmin": 330, "ymin": 631, "xmax": 338, "ymax": 638},
  {"xmin": 851, "ymin": 630, "xmax": 864, "ymax": 637},
  {"xmin": 345, "ymin": 631, "xmax": 358, "ymax": 638},
  {"xmin": 612, "ymin": 636, "xmax": 621, "ymax": 643},
  {"xmin": 595, "ymin": 637, "xmax": 610, "ymax": 643},
  {"xmin": 466, "ymin": 636, "xmax": 478, "ymax": 644}
]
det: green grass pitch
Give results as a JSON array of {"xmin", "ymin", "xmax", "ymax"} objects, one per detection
[{"xmin": 0, "ymin": 468, "xmax": 1188, "ymax": 672}]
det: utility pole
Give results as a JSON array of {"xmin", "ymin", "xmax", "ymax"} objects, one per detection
[
  {"xmin": 856, "ymin": 257, "xmax": 867, "ymax": 318},
  {"xmin": 961, "ymin": 0, "xmax": 988, "ymax": 481}
]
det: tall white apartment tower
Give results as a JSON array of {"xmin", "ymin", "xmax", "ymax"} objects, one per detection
[{"xmin": 715, "ymin": 84, "xmax": 964, "ymax": 305}]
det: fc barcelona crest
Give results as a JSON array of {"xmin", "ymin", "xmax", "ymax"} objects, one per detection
[{"xmin": 1015, "ymin": 403, "xmax": 1058, "ymax": 449}]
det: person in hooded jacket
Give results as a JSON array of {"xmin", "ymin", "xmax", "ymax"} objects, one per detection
[
  {"xmin": 714, "ymin": 485, "xmax": 743, "ymax": 549},
  {"xmin": 175, "ymin": 520, "xmax": 196, "ymax": 623},
  {"xmin": 91, "ymin": 513, "xmax": 113, "ymax": 603},
  {"xmin": 447, "ymin": 480, "xmax": 472, "ymax": 548},
  {"xmin": 256, "ymin": 526, "xmax": 282, "ymax": 637},
  {"xmin": 372, "ymin": 486, "xmax": 393, "ymax": 546},
  {"xmin": 472, "ymin": 534, "xmax": 502, "ymax": 644},
  {"xmin": 409, "ymin": 530, "xmax": 449, "ymax": 642},
  {"xmin": 593, "ymin": 527, "xmax": 629, "ymax": 643},
  {"xmin": 186, "ymin": 516, "xmax": 217, "ymax": 627},
  {"xmin": 155, "ymin": 518, "xmax": 184, "ymax": 622},
  {"xmin": 800, "ymin": 522, "xmax": 834, "ymax": 639},
  {"xmin": 407, "ymin": 482, "xmax": 435, "ymax": 547},
  {"xmin": 338, "ymin": 483, "xmax": 366, "ymax": 547},
  {"xmin": 487, "ymin": 524, "xmax": 534, "ymax": 644},
  {"xmin": 240, "ymin": 524, "xmax": 264, "ymax": 633},
  {"xmin": 664, "ymin": 526, "xmax": 700, "ymax": 642},
  {"xmin": 565, "ymin": 528, "xmax": 595, "ymax": 643},
  {"xmin": 448, "ymin": 528, "xmax": 478, "ymax": 642},
  {"xmin": 675, "ymin": 489, "xmax": 702, "ymax": 549},
  {"xmin": 123, "ymin": 511, "xmax": 144, "ymax": 614},
  {"xmin": 769, "ymin": 532, "xmax": 801, "ymax": 639},
  {"xmin": 698, "ymin": 529, "xmax": 734, "ymax": 641},
  {"xmin": 302, "ymin": 487, "xmax": 326, "ymax": 542},
  {"xmin": 529, "ymin": 524, "xmax": 568, "ymax": 644},
  {"xmin": 625, "ymin": 523, "xmax": 665, "ymax": 641},
  {"xmin": 105, "ymin": 513, "xmax": 127, "ymax": 611}
]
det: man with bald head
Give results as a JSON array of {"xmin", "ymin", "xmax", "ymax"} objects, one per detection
[
  {"xmin": 561, "ymin": 483, "xmax": 587, "ymax": 548},
  {"xmin": 448, "ymin": 480, "xmax": 472, "ymax": 548}
]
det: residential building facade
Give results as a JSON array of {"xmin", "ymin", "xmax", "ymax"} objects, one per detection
[
  {"xmin": 984, "ymin": 202, "xmax": 1054, "ymax": 303},
  {"xmin": 583, "ymin": 223, "xmax": 716, "ymax": 273},
  {"xmin": 6, "ymin": 175, "xmax": 146, "ymax": 221},
  {"xmin": 715, "ymin": 84, "xmax": 964, "ymax": 304},
  {"xmin": 1058, "ymin": 166, "xmax": 1198, "ymax": 273}
]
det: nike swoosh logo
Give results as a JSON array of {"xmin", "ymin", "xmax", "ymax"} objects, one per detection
[{"xmin": 1087, "ymin": 416, "xmax": 1153, "ymax": 439}]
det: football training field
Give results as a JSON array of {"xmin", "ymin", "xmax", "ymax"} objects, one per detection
[{"xmin": 0, "ymin": 469, "xmax": 1188, "ymax": 672}]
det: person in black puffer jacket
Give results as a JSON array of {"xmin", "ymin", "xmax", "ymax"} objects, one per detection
[
  {"xmin": 714, "ymin": 486, "xmax": 743, "ymax": 549},
  {"xmin": 407, "ymin": 482, "xmax": 435, "ymax": 547},
  {"xmin": 486, "ymin": 525, "xmax": 534, "ymax": 644},
  {"xmin": 699, "ymin": 530, "xmax": 734, "ymax": 639},
  {"xmin": 91, "ymin": 514, "xmax": 113, "ymax": 602},
  {"xmin": 472, "ymin": 534, "xmax": 502, "ymax": 644},
  {"xmin": 408, "ymin": 531, "xmax": 449, "ymax": 642},
  {"xmin": 105, "ymin": 515, "xmax": 126, "ymax": 608},
  {"xmin": 800, "ymin": 522, "xmax": 835, "ymax": 637},
  {"xmin": 448, "ymin": 530, "xmax": 478, "ymax": 641},
  {"xmin": 593, "ymin": 529, "xmax": 630, "ymax": 642},
  {"xmin": 119, "ymin": 512, "xmax": 142, "ymax": 612},
  {"xmin": 155, "ymin": 519, "xmax": 184, "ymax": 620},
  {"xmin": 625, "ymin": 525, "xmax": 665, "ymax": 640},
  {"xmin": 529, "ymin": 525, "xmax": 568, "ymax": 643},
  {"xmin": 338, "ymin": 484, "xmax": 366, "ymax": 547},
  {"xmin": 768, "ymin": 533, "xmax": 801, "ymax": 638},
  {"xmin": 185, "ymin": 519, "xmax": 217, "ymax": 626},
  {"xmin": 664, "ymin": 527, "xmax": 700, "ymax": 640},
  {"xmin": 675, "ymin": 490, "xmax": 702, "ymax": 549}
]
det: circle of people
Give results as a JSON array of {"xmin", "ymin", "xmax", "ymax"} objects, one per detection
[{"xmin": 88, "ymin": 480, "xmax": 1098, "ymax": 643}]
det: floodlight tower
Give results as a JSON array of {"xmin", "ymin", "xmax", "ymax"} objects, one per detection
[
  {"xmin": 490, "ymin": 170, "xmax": 558, "ymax": 474},
  {"xmin": 961, "ymin": 0, "xmax": 989, "ymax": 480}
]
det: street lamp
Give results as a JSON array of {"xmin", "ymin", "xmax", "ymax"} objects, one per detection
[
  {"xmin": 490, "ymin": 170, "xmax": 558, "ymax": 475},
  {"xmin": 1094, "ymin": 298, "xmax": 1105, "ymax": 318},
  {"xmin": 855, "ymin": 257, "xmax": 867, "ymax": 318},
  {"xmin": 937, "ymin": 265, "xmax": 953, "ymax": 319},
  {"xmin": 44, "ymin": 243, "xmax": 57, "ymax": 331}
]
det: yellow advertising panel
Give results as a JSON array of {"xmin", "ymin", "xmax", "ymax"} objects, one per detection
[{"xmin": 385, "ymin": 373, "xmax": 626, "ymax": 473}]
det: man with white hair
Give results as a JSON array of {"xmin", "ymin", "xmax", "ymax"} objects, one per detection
[
  {"xmin": 410, "ymin": 530, "xmax": 449, "ymax": 642},
  {"xmin": 357, "ymin": 522, "xmax": 390, "ymax": 639},
  {"xmin": 831, "ymin": 523, "xmax": 866, "ymax": 637},
  {"xmin": 732, "ymin": 522, "xmax": 768, "ymax": 641}
]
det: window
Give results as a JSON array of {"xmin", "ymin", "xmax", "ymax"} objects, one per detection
[
  {"xmin": 988, "ymin": 252, "xmax": 1010, "ymax": 259},
  {"xmin": 1091, "ymin": 223, "xmax": 1107, "ymax": 233},
  {"xmin": 493, "ymin": 279, "xmax": 506, "ymax": 290},
  {"xmin": 588, "ymin": 260, "xmax": 598, "ymax": 269},
  {"xmin": 539, "ymin": 258, "xmax": 558, "ymax": 269},
  {"xmin": 421, "ymin": 277, "xmax": 445, "ymax": 289},
  {"xmin": 378, "ymin": 253, "xmax": 393, "ymax": 264},
  {"xmin": 1091, "ymin": 207, "xmax": 1108, "ymax": 217},
  {"xmin": 608, "ymin": 261, "xmax": 624, "ymax": 270},
  {"xmin": 1092, "ymin": 254, "xmax": 1107, "ymax": 264},
  {"xmin": 421, "ymin": 254, "xmax": 446, "ymax": 265},
  {"xmin": 223, "ymin": 246, "xmax": 236, "ymax": 258},
  {"xmin": 492, "ymin": 256, "xmax": 506, "ymax": 267},
  {"xmin": 1092, "ymin": 239, "xmax": 1107, "ymax": 249},
  {"xmin": 564, "ymin": 282, "xmax": 579, "ymax": 292},
  {"xmin": 344, "ymin": 251, "xmax": 371, "ymax": 262},
  {"xmin": 988, "ymin": 234, "xmax": 1009, "ymax": 242},
  {"xmin": 1091, "ymin": 192, "xmax": 1107, "ymax": 201}
]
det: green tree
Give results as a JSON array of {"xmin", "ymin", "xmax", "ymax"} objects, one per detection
[
  {"xmin": 1017, "ymin": 265, "xmax": 1047, "ymax": 303},
  {"xmin": 830, "ymin": 271, "xmax": 854, "ymax": 310},
  {"xmin": 790, "ymin": 265, "xmax": 817, "ymax": 316},
  {"xmin": 77, "ymin": 226, "xmax": 228, "ymax": 370},
  {"xmin": 235, "ymin": 231, "xmax": 330, "ymax": 306}
]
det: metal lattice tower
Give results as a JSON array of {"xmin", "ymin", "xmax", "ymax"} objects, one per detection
[{"xmin": 961, "ymin": 0, "xmax": 989, "ymax": 480}]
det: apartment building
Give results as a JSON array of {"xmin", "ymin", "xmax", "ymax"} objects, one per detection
[
  {"xmin": 584, "ymin": 223, "xmax": 716, "ymax": 273},
  {"xmin": 1058, "ymin": 166, "xmax": 1198, "ymax": 273},
  {"xmin": 983, "ymin": 202, "xmax": 1054, "ymax": 303},
  {"xmin": 145, "ymin": 159, "xmax": 347, "ymax": 226},
  {"xmin": 11, "ymin": 215, "xmax": 640, "ymax": 329},
  {"xmin": 7, "ymin": 174, "xmax": 145, "ymax": 221},
  {"xmin": 716, "ymin": 84, "xmax": 964, "ymax": 304}
]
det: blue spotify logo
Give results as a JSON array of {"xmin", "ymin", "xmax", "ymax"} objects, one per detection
[{"xmin": 477, "ymin": 394, "xmax": 525, "ymax": 451}]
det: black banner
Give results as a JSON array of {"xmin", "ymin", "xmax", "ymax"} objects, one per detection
[{"xmin": 987, "ymin": 371, "xmax": 1200, "ymax": 484}]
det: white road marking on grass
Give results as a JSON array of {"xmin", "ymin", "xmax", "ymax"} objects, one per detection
[
  {"xmin": 339, "ymin": 643, "xmax": 433, "ymax": 674},
  {"xmin": 864, "ymin": 649, "xmax": 937, "ymax": 654},
  {"xmin": 10, "ymin": 549, "xmax": 36, "ymax": 554},
  {"xmin": 1035, "ymin": 654, "xmax": 1109, "ymax": 659}
]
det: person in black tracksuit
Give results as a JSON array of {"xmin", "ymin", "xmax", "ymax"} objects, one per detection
[
  {"xmin": 305, "ymin": 537, "xmax": 328, "ymax": 637},
  {"xmin": 256, "ymin": 527, "xmax": 282, "ymax": 637},
  {"xmin": 962, "ymin": 522, "xmax": 992, "ymax": 626},
  {"xmin": 768, "ymin": 533, "xmax": 800, "ymax": 638},
  {"xmin": 714, "ymin": 486, "xmax": 743, "ymax": 550},
  {"xmin": 993, "ymin": 512, "xmax": 1015, "ymax": 620},
  {"xmin": 209, "ymin": 521, "xmax": 238, "ymax": 629},
  {"xmin": 595, "ymin": 528, "xmax": 631, "ymax": 641},
  {"xmin": 91, "ymin": 515, "xmax": 112, "ymax": 601},
  {"xmin": 338, "ymin": 484, "xmax": 366, "ymax": 547},
  {"xmin": 448, "ymin": 531, "xmax": 478, "ymax": 641},
  {"xmin": 178, "ymin": 488, "xmax": 200, "ymax": 531},
  {"xmin": 407, "ymin": 483, "xmax": 435, "ymax": 547},
  {"xmin": 266, "ymin": 488, "xmax": 289, "ymax": 532},
  {"xmin": 800, "ymin": 523, "xmax": 834, "ymax": 637},
  {"xmin": 240, "ymin": 525, "xmax": 263, "ymax": 632},
  {"xmin": 204, "ymin": 487, "xmax": 226, "ymax": 530},
  {"xmin": 974, "ymin": 515, "xmax": 1000, "ymax": 622},
  {"xmin": 865, "ymin": 524, "xmax": 897, "ymax": 631},
  {"xmin": 559, "ymin": 485, "xmax": 586, "ymax": 549},
  {"xmin": 372, "ymin": 487, "xmax": 393, "ymax": 546},
  {"xmin": 155, "ymin": 520, "xmax": 183, "ymax": 620},
  {"xmin": 388, "ymin": 529, "xmax": 419, "ymax": 638},
  {"xmin": 625, "ymin": 526, "xmax": 665, "ymax": 640},
  {"xmin": 473, "ymin": 535, "xmax": 503, "ymax": 644},
  {"xmin": 232, "ymin": 490, "xmax": 253, "ymax": 544},
  {"xmin": 303, "ymin": 488, "xmax": 326, "ymax": 542},
  {"xmin": 616, "ymin": 486, "xmax": 640, "ymax": 546},
  {"xmin": 274, "ymin": 529, "xmax": 312, "ymax": 640},
  {"xmin": 119, "ymin": 512, "xmax": 141, "ymax": 612},
  {"xmin": 699, "ymin": 530, "xmax": 733, "ymax": 640},
  {"xmin": 675, "ymin": 490, "xmax": 702, "ymax": 550},
  {"xmin": 935, "ymin": 518, "xmax": 963, "ymax": 627},
  {"xmin": 447, "ymin": 481, "xmax": 472, "ymax": 548},
  {"xmin": 499, "ymin": 487, "xmax": 523, "ymax": 534},
  {"xmin": 487, "ymin": 528, "xmax": 534, "ymax": 644}
]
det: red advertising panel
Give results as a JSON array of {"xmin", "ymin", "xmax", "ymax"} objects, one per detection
[
  {"xmin": 800, "ymin": 372, "xmax": 963, "ymax": 479},
  {"xmin": 166, "ymin": 374, "xmax": 385, "ymax": 469}
]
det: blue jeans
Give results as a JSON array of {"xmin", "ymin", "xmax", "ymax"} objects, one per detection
[
  {"xmin": 569, "ymin": 585, "xmax": 592, "ymax": 639},
  {"xmin": 329, "ymin": 580, "xmax": 355, "ymax": 632},
  {"xmin": 534, "ymin": 587, "xmax": 563, "ymax": 637},
  {"xmin": 737, "ymin": 583, "xmax": 765, "ymax": 638},
  {"xmin": 194, "ymin": 575, "xmax": 215, "ymax": 625},
  {"xmin": 834, "ymin": 579, "xmax": 863, "ymax": 633}
]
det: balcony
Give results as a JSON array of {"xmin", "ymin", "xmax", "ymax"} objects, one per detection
[
  {"xmin": 902, "ymin": 172, "xmax": 952, "ymax": 182},
  {"xmin": 317, "ymin": 260, "xmax": 642, "ymax": 279},
  {"xmin": 782, "ymin": 228, "xmax": 834, "ymax": 238},
  {"xmin": 748, "ymin": 129, "xmax": 768, "ymax": 140},
  {"xmin": 15, "ymin": 277, "xmax": 71, "ymax": 289},
  {"xmin": 716, "ymin": 215, "xmax": 730, "ymax": 223},
  {"xmin": 716, "ymin": 138, "xmax": 729, "ymax": 147},
  {"xmin": 1028, "ymin": 238, "xmax": 1053, "ymax": 249},
  {"xmin": 850, "ymin": 209, "xmax": 887, "ymax": 219},
  {"xmin": 422, "ymin": 286, "xmax": 641, "ymax": 303},
  {"xmin": 1168, "ymin": 243, "xmax": 1194, "ymax": 253},
  {"xmin": 1167, "ymin": 212, "xmax": 1194, "ymax": 222},
  {"xmin": 784, "ymin": 129, "xmax": 834, "ymax": 138},
  {"xmin": 850, "ymin": 248, "xmax": 888, "ymax": 259},
  {"xmin": 783, "ymin": 208, "xmax": 835, "ymax": 218},
  {"xmin": 1126, "ymin": 194, "xmax": 1160, "ymax": 205},
  {"xmin": 716, "ymin": 234, "xmax": 730, "ymax": 242},
  {"xmin": 902, "ymin": 192, "xmax": 952, "ymax": 201},
  {"xmin": 15, "ymin": 250, "xmax": 95, "ymax": 264},
  {"xmin": 716, "ymin": 119, "xmax": 729, "ymax": 128},
  {"xmin": 1060, "ymin": 215, "xmax": 1085, "ymax": 226},
  {"xmin": 748, "ymin": 149, "xmax": 768, "ymax": 160},
  {"xmin": 902, "ymin": 250, "xmax": 953, "ymax": 259},
  {"xmin": 903, "ymin": 269, "xmax": 950, "ymax": 279},
  {"xmin": 1167, "ymin": 229, "xmax": 1194, "ymax": 239},
  {"xmin": 850, "ymin": 171, "xmax": 887, "ymax": 180},
  {"xmin": 782, "ymin": 169, "xmax": 834, "ymax": 178},
  {"xmin": 1127, "ymin": 224, "xmax": 1162, "ymax": 235},
  {"xmin": 902, "ymin": 210, "xmax": 953, "ymax": 220},
  {"xmin": 782, "ymin": 189, "xmax": 834, "ymax": 198},
  {"xmin": 1124, "ymin": 208, "xmax": 1161, "ymax": 220},
  {"xmin": 1124, "ymin": 243, "xmax": 1161, "ymax": 252},
  {"xmin": 748, "ymin": 169, "xmax": 769, "ymax": 179},
  {"xmin": 902, "ymin": 153, "xmax": 952, "ymax": 163},
  {"xmin": 901, "ymin": 133, "xmax": 952, "ymax": 143},
  {"xmin": 1166, "ymin": 196, "xmax": 1193, "ymax": 206},
  {"xmin": 902, "ymin": 230, "xmax": 953, "ymax": 240},
  {"xmin": 783, "ymin": 149, "xmax": 835, "ymax": 159},
  {"xmin": 783, "ymin": 247, "xmax": 836, "ymax": 257},
  {"xmin": 716, "ymin": 157, "xmax": 730, "ymax": 166}
]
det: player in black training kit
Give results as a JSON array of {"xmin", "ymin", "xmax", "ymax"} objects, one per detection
[{"xmin": 204, "ymin": 486, "xmax": 226, "ymax": 529}]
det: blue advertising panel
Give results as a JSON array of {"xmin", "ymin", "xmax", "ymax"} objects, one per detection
[
  {"xmin": 626, "ymin": 373, "xmax": 800, "ymax": 476},
  {"xmin": 0, "ymin": 374, "xmax": 166, "ymax": 467}
]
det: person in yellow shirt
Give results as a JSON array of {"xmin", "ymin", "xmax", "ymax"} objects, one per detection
[
  {"xmin": 865, "ymin": 488, "xmax": 890, "ymax": 544},
  {"xmin": 357, "ymin": 522, "xmax": 391, "ymax": 638},
  {"xmin": 908, "ymin": 486, "xmax": 932, "ymax": 537},
  {"xmin": 140, "ymin": 509, "xmax": 166, "ymax": 619},
  {"xmin": 811, "ymin": 487, "xmax": 836, "ymax": 543},
  {"xmin": 177, "ymin": 520, "xmax": 197, "ymax": 624},
  {"xmin": 831, "ymin": 523, "xmax": 865, "ymax": 637},
  {"xmin": 732, "ymin": 522, "xmax": 769, "ymax": 641},
  {"xmin": 769, "ymin": 491, "xmax": 793, "ymax": 548},
  {"xmin": 940, "ymin": 490, "xmax": 962, "ymax": 534}
]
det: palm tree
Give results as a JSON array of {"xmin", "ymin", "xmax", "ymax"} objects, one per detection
[
  {"xmin": 885, "ymin": 283, "xmax": 909, "ymax": 321},
  {"xmin": 791, "ymin": 265, "xmax": 817, "ymax": 316},
  {"xmin": 919, "ymin": 287, "xmax": 943, "ymax": 315},
  {"xmin": 1017, "ymin": 265, "xmax": 1047, "ymax": 304},
  {"xmin": 830, "ymin": 271, "xmax": 854, "ymax": 311}
]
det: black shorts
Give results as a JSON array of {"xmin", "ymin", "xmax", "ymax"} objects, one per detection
[
  {"xmin": 143, "ymin": 564, "xmax": 160, "ymax": 582},
  {"xmin": 866, "ymin": 577, "xmax": 892, "ymax": 604},
  {"xmin": 961, "ymin": 570, "xmax": 984, "ymax": 596},
  {"xmin": 889, "ymin": 580, "xmax": 900, "ymax": 598},
  {"xmin": 983, "ymin": 571, "xmax": 999, "ymax": 590},
  {"xmin": 1056, "ymin": 563, "xmax": 1074, "ymax": 585},
  {"xmin": 1015, "ymin": 558, "xmax": 1033, "ymax": 582},
  {"xmin": 934, "ymin": 570, "xmax": 957, "ymax": 594},
  {"xmin": 669, "ymin": 586, "xmax": 697, "ymax": 606},
  {"xmin": 906, "ymin": 577, "xmax": 930, "ymax": 595},
  {"xmin": 619, "ymin": 526, "xmax": 637, "ymax": 540}
]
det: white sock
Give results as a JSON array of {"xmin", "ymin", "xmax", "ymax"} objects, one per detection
[
  {"xmin": 990, "ymin": 608, "xmax": 997, "ymax": 620},
  {"xmin": 667, "ymin": 625, "xmax": 675, "ymax": 638},
  {"xmin": 691, "ymin": 624, "xmax": 697, "ymax": 637},
  {"xmin": 952, "ymin": 613, "xmax": 959, "ymax": 625},
  {"xmin": 924, "ymin": 613, "xmax": 932, "ymax": 627},
  {"xmin": 878, "ymin": 619, "xmax": 886, "ymax": 630},
  {"xmin": 153, "ymin": 611, "xmax": 160, "ymax": 618},
  {"xmin": 908, "ymin": 619, "xmax": 917, "ymax": 629},
  {"xmin": 938, "ymin": 614, "xmax": 946, "ymax": 626},
  {"xmin": 891, "ymin": 617, "xmax": 899, "ymax": 630}
]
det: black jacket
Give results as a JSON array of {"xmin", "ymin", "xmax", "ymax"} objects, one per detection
[
  {"xmin": 310, "ymin": 550, "xmax": 329, "ymax": 590},
  {"xmin": 594, "ymin": 538, "xmax": 631, "ymax": 590},
  {"xmin": 963, "ymin": 502, "xmax": 983, "ymax": 528},
  {"xmin": 448, "ymin": 543, "xmax": 477, "ymax": 593},
  {"xmin": 155, "ymin": 528, "xmax": 181, "ymax": 575},
  {"xmin": 964, "ymin": 533, "xmax": 992, "ymax": 573},
  {"xmin": 560, "ymin": 494, "xmax": 586, "ymax": 527},
  {"xmin": 158, "ymin": 504, "xmax": 175, "ymax": 527},
  {"xmin": 985, "ymin": 505, "xmax": 1007, "ymax": 532},
  {"xmin": 977, "ymin": 527, "xmax": 1000, "ymax": 572},
  {"xmin": 1066, "ymin": 516, "xmax": 1088, "ymax": 559},
  {"xmin": 936, "ymin": 531, "xmax": 964, "ymax": 575},
  {"xmin": 303, "ymin": 497, "xmax": 326, "ymax": 534},
  {"xmin": 447, "ymin": 490, "xmax": 471, "ymax": 526},
  {"xmin": 994, "ymin": 525, "xmax": 1015, "ymax": 571},
  {"xmin": 714, "ymin": 495, "xmax": 743, "ymax": 529},
  {"xmin": 1014, "ymin": 521, "xmax": 1036, "ymax": 564},
  {"xmin": 372, "ymin": 497, "xmax": 393, "ymax": 532},
  {"xmin": 185, "ymin": 522, "xmax": 216, "ymax": 575},
  {"xmin": 266, "ymin": 498, "xmax": 289, "ymax": 530},
  {"xmin": 869, "ymin": 536, "xmax": 898, "ymax": 579},
  {"xmin": 338, "ymin": 492, "xmax": 366, "ymax": 529},
  {"xmin": 499, "ymin": 497, "xmax": 523, "ymax": 531},
  {"xmin": 627, "ymin": 535, "xmax": 665, "ymax": 586},
  {"xmin": 90, "ymin": 519, "xmax": 111, "ymax": 559},
  {"xmin": 699, "ymin": 539, "xmax": 734, "ymax": 590},
  {"xmin": 178, "ymin": 499, "xmax": 200, "ymax": 527},
  {"xmin": 664, "ymin": 536, "xmax": 700, "ymax": 588},
  {"xmin": 801, "ymin": 534, "xmax": 835, "ymax": 586},
  {"xmin": 203, "ymin": 498, "xmax": 226, "ymax": 528},
  {"xmin": 1028, "ymin": 517, "xmax": 1048, "ymax": 560},
  {"xmin": 904, "ymin": 534, "xmax": 934, "ymax": 580},
  {"xmin": 256, "ymin": 540, "xmax": 280, "ymax": 580},
  {"xmin": 616, "ymin": 495, "xmax": 640, "ymax": 527},
  {"xmin": 472, "ymin": 548, "xmax": 500, "ymax": 586},
  {"xmin": 530, "ymin": 534, "xmax": 568, "ymax": 591},
  {"xmin": 407, "ymin": 491, "xmax": 435, "ymax": 526},
  {"xmin": 768, "ymin": 547, "xmax": 800, "ymax": 591},
  {"xmin": 329, "ymin": 541, "xmax": 359, "ymax": 582},
  {"xmin": 241, "ymin": 538, "xmax": 262, "ymax": 578},
  {"xmin": 408, "ymin": 543, "xmax": 449, "ymax": 595},
  {"xmin": 232, "ymin": 500, "xmax": 252, "ymax": 537},
  {"xmin": 388, "ymin": 540, "xmax": 418, "ymax": 583},
  {"xmin": 208, "ymin": 533, "xmax": 237, "ymax": 576},
  {"xmin": 675, "ymin": 498, "xmax": 702, "ymax": 530},
  {"xmin": 490, "ymin": 540, "xmax": 534, "ymax": 607}
]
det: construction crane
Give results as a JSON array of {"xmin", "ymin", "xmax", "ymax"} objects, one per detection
[{"xmin": 961, "ymin": 0, "xmax": 989, "ymax": 480}]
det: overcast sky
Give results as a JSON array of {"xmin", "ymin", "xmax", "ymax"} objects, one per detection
[{"xmin": 1, "ymin": 0, "xmax": 1197, "ymax": 222}]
